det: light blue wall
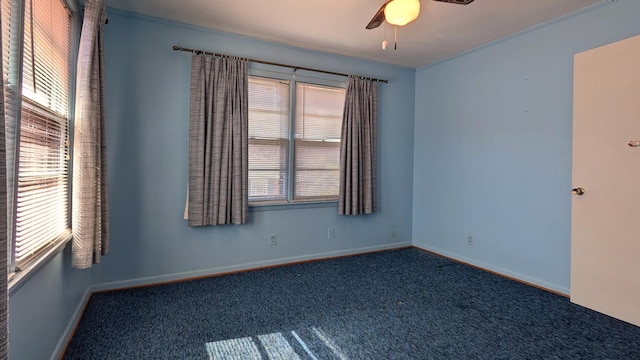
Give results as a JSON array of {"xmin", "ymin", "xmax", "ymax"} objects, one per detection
[
  {"xmin": 8, "ymin": 245, "xmax": 91, "ymax": 360},
  {"xmin": 413, "ymin": 0, "xmax": 640, "ymax": 294},
  {"xmin": 92, "ymin": 10, "xmax": 416, "ymax": 288}
]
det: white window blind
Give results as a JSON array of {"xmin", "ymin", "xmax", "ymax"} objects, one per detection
[
  {"xmin": 248, "ymin": 77, "xmax": 290, "ymax": 201},
  {"xmin": 22, "ymin": 0, "xmax": 71, "ymax": 116},
  {"xmin": 294, "ymin": 83, "xmax": 345, "ymax": 200},
  {"xmin": 13, "ymin": 0, "xmax": 72, "ymax": 268},
  {"xmin": 248, "ymin": 76, "xmax": 345, "ymax": 204}
]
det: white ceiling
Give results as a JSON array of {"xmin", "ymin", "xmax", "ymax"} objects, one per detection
[{"xmin": 105, "ymin": 0, "xmax": 605, "ymax": 68}]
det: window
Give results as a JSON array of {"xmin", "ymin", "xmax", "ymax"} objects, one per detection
[
  {"xmin": 248, "ymin": 75, "xmax": 346, "ymax": 204},
  {"xmin": 2, "ymin": 0, "xmax": 73, "ymax": 272}
]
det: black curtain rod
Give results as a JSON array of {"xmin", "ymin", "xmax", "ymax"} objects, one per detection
[{"xmin": 172, "ymin": 45, "xmax": 388, "ymax": 84}]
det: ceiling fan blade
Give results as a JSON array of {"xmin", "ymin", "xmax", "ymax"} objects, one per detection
[
  {"xmin": 365, "ymin": 0, "xmax": 393, "ymax": 30},
  {"xmin": 433, "ymin": 0, "xmax": 475, "ymax": 4}
]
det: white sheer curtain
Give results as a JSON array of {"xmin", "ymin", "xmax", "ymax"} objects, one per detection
[
  {"xmin": 187, "ymin": 55, "xmax": 248, "ymax": 226},
  {"xmin": 72, "ymin": 0, "xmax": 109, "ymax": 269},
  {"xmin": 339, "ymin": 77, "xmax": 378, "ymax": 215}
]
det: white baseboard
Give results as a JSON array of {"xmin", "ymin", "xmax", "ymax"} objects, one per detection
[
  {"xmin": 413, "ymin": 242, "xmax": 570, "ymax": 296},
  {"xmin": 90, "ymin": 242, "xmax": 412, "ymax": 292},
  {"xmin": 51, "ymin": 288, "xmax": 92, "ymax": 360}
]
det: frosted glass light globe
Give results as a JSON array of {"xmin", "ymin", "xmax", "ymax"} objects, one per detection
[{"xmin": 384, "ymin": 0, "xmax": 421, "ymax": 26}]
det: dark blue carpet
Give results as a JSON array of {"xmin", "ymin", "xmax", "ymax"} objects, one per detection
[{"xmin": 63, "ymin": 248, "xmax": 640, "ymax": 359}]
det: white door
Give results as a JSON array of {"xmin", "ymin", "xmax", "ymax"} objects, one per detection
[{"xmin": 571, "ymin": 35, "xmax": 640, "ymax": 327}]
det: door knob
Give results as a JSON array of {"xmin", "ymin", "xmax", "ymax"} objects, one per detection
[{"xmin": 572, "ymin": 187, "xmax": 585, "ymax": 195}]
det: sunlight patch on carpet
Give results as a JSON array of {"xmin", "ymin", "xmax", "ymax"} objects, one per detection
[
  {"xmin": 291, "ymin": 330, "xmax": 318, "ymax": 360},
  {"xmin": 258, "ymin": 332, "xmax": 301, "ymax": 359},
  {"xmin": 206, "ymin": 336, "xmax": 261, "ymax": 359},
  {"xmin": 312, "ymin": 327, "xmax": 348, "ymax": 360},
  {"xmin": 207, "ymin": 331, "xmax": 308, "ymax": 360}
]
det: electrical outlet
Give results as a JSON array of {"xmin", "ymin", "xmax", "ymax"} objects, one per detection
[
  {"xmin": 269, "ymin": 234, "xmax": 277, "ymax": 246},
  {"xmin": 467, "ymin": 235, "xmax": 473, "ymax": 246},
  {"xmin": 328, "ymin": 227, "xmax": 335, "ymax": 239}
]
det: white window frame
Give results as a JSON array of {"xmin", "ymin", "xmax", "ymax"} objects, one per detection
[
  {"xmin": 248, "ymin": 66, "xmax": 346, "ymax": 207},
  {"xmin": 4, "ymin": 0, "xmax": 81, "ymax": 288}
]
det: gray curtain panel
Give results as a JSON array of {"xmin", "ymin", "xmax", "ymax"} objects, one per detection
[
  {"xmin": 0, "ymin": 4, "xmax": 8, "ymax": 356},
  {"xmin": 72, "ymin": 0, "xmax": 109, "ymax": 269},
  {"xmin": 339, "ymin": 77, "xmax": 378, "ymax": 215},
  {"xmin": 187, "ymin": 55, "xmax": 248, "ymax": 226}
]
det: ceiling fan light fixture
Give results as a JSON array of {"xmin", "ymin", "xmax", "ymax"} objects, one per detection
[{"xmin": 384, "ymin": 0, "xmax": 421, "ymax": 26}]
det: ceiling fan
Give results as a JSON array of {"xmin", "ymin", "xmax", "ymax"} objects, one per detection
[{"xmin": 366, "ymin": 0, "xmax": 475, "ymax": 30}]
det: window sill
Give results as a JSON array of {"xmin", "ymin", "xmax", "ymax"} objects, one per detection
[
  {"xmin": 8, "ymin": 232, "xmax": 72, "ymax": 295},
  {"xmin": 249, "ymin": 199, "xmax": 338, "ymax": 212}
]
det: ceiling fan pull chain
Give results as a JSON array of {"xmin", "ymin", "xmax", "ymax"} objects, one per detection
[{"xmin": 395, "ymin": 25, "xmax": 398, "ymax": 50}]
